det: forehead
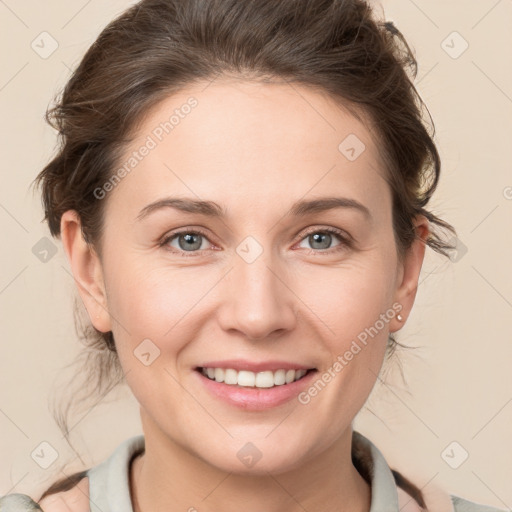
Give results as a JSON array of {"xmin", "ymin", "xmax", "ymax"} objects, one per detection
[{"xmin": 107, "ymin": 78, "xmax": 391, "ymax": 221}]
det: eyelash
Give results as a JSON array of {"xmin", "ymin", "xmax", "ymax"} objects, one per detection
[{"xmin": 159, "ymin": 226, "xmax": 352, "ymax": 258}]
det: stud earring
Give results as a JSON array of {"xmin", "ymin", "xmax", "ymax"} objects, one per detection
[{"xmin": 397, "ymin": 314, "xmax": 403, "ymax": 321}]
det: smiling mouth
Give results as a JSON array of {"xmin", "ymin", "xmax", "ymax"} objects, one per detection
[{"xmin": 196, "ymin": 367, "xmax": 317, "ymax": 389}]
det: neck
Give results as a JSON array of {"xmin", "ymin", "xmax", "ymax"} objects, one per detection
[{"xmin": 130, "ymin": 422, "xmax": 371, "ymax": 512}]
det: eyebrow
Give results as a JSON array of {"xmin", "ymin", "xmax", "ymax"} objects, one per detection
[{"xmin": 136, "ymin": 196, "xmax": 372, "ymax": 222}]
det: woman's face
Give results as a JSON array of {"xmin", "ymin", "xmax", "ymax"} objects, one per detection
[{"xmin": 65, "ymin": 79, "xmax": 427, "ymax": 474}]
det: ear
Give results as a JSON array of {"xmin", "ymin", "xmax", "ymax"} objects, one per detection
[
  {"xmin": 391, "ymin": 214, "xmax": 430, "ymax": 332},
  {"xmin": 60, "ymin": 210, "xmax": 112, "ymax": 333}
]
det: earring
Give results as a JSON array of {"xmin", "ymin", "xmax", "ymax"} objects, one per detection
[{"xmin": 397, "ymin": 314, "xmax": 403, "ymax": 321}]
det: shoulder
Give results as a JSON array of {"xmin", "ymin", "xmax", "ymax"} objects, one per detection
[
  {"xmin": 0, "ymin": 493, "xmax": 43, "ymax": 510},
  {"xmin": 450, "ymin": 494, "xmax": 509, "ymax": 512},
  {"xmin": 37, "ymin": 476, "xmax": 90, "ymax": 512}
]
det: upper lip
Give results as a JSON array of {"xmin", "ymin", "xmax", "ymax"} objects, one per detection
[{"xmin": 196, "ymin": 359, "xmax": 316, "ymax": 373}]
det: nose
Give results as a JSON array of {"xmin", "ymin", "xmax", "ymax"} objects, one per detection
[{"xmin": 217, "ymin": 250, "xmax": 298, "ymax": 341}]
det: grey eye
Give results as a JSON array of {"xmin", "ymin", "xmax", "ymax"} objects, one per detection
[
  {"xmin": 298, "ymin": 232, "xmax": 341, "ymax": 250},
  {"xmin": 172, "ymin": 232, "xmax": 207, "ymax": 251}
]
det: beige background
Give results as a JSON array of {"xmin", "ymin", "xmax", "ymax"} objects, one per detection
[{"xmin": 1, "ymin": 0, "xmax": 511, "ymax": 507}]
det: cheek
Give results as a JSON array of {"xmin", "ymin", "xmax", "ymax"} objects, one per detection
[
  {"xmin": 289, "ymin": 265, "xmax": 394, "ymax": 448},
  {"xmin": 292, "ymin": 258, "xmax": 395, "ymax": 403},
  {"xmin": 292, "ymin": 258, "xmax": 397, "ymax": 343},
  {"xmin": 103, "ymin": 260, "xmax": 207, "ymax": 409},
  {"xmin": 103, "ymin": 258, "xmax": 216, "ymax": 348}
]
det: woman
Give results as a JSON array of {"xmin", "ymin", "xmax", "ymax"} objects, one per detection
[{"xmin": 0, "ymin": 0, "xmax": 506, "ymax": 511}]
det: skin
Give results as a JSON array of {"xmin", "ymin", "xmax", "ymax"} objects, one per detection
[{"xmin": 55, "ymin": 78, "xmax": 428, "ymax": 512}]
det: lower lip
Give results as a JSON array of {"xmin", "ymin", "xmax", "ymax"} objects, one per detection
[{"xmin": 194, "ymin": 369, "xmax": 318, "ymax": 411}]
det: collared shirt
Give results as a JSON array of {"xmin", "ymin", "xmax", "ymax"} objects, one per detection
[
  {"xmin": 85, "ymin": 431, "xmax": 506, "ymax": 512},
  {"xmin": 0, "ymin": 431, "xmax": 506, "ymax": 511}
]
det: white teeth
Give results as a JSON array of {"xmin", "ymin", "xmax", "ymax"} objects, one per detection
[
  {"xmin": 214, "ymin": 368, "xmax": 224, "ymax": 382},
  {"xmin": 255, "ymin": 371, "xmax": 274, "ymax": 388},
  {"xmin": 200, "ymin": 367, "xmax": 311, "ymax": 388},
  {"xmin": 274, "ymin": 369, "xmax": 286, "ymax": 385},
  {"xmin": 224, "ymin": 368, "xmax": 238, "ymax": 385},
  {"xmin": 296, "ymin": 369, "xmax": 307, "ymax": 380},
  {"xmin": 237, "ymin": 370, "xmax": 255, "ymax": 387}
]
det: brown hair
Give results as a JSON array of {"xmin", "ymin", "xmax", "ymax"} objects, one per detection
[{"xmin": 35, "ymin": 0, "xmax": 456, "ymax": 506}]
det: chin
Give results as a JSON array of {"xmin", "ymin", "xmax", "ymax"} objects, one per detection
[
  {"xmin": 211, "ymin": 452, "xmax": 306, "ymax": 476},
  {"xmin": 192, "ymin": 435, "xmax": 312, "ymax": 476}
]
